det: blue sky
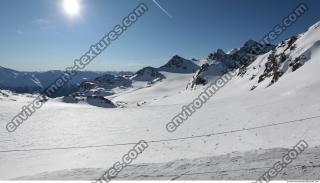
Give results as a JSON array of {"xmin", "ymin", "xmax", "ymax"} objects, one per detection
[{"xmin": 0, "ymin": 0, "xmax": 320, "ymax": 71}]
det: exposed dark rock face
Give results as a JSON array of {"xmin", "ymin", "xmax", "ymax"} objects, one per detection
[
  {"xmin": 0, "ymin": 90, "xmax": 10, "ymax": 97},
  {"xmin": 93, "ymin": 74, "xmax": 132, "ymax": 88},
  {"xmin": 63, "ymin": 94, "xmax": 116, "ymax": 108},
  {"xmin": 159, "ymin": 55, "xmax": 199, "ymax": 73},
  {"xmin": 77, "ymin": 74, "xmax": 132, "ymax": 95},
  {"xmin": 290, "ymin": 57, "xmax": 303, "ymax": 72},
  {"xmin": 131, "ymin": 67, "xmax": 165, "ymax": 82},
  {"xmin": 208, "ymin": 49, "xmax": 228, "ymax": 61},
  {"xmin": 255, "ymin": 36, "xmax": 309, "ymax": 87},
  {"xmin": 232, "ymin": 40, "xmax": 275, "ymax": 66},
  {"xmin": 189, "ymin": 40, "xmax": 275, "ymax": 88},
  {"xmin": 86, "ymin": 96, "xmax": 116, "ymax": 108},
  {"xmin": 189, "ymin": 63, "xmax": 209, "ymax": 88},
  {"xmin": 79, "ymin": 82, "xmax": 96, "ymax": 91}
]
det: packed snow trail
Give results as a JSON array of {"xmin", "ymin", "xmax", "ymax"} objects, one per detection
[{"xmin": 16, "ymin": 146, "xmax": 320, "ymax": 180}]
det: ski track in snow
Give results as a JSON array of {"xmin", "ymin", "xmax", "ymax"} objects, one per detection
[{"xmin": 15, "ymin": 146, "xmax": 320, "ymax": 180}]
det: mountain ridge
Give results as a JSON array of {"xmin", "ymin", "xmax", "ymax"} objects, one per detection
[{"xmin": 1, "ymin": 20, "xmax": 320, "ymax": 99}]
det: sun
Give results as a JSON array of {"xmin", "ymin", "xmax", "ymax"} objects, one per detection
[{"xmin": 62, "ymin": 0, "xmax": 80, "ymax": 17}]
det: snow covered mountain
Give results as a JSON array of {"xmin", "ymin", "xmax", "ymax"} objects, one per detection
[
  {"xmin": 67, "ymin": 56, "xmax": 197, "ymax": 106},
  {"xmin": 159, "ymin": 55, "xmax": 200, "ymax": 73},
  {"xmin": 83, "ymin": 74, "xmax": 132, "ymax": 91},
  {"xmin": 0, "ymin": 67, "xmax": 128, "ymax": 97},
  {"xmin": 130, "ymin": 67, "xmax": 165, "ymax": 82},
  {"xmin": 240, "ymin": 22, "xmax": 320, "ymax": 91},
  {"xmin": 188, "ymin": 21, "xmax": 320, "ymax": 91},
  {"xmin": 0, "ymin": 66, "xmax": 43, "ymax": 92},
  {"xmin": 187, "ymin": 40, "xmax": 275, "ymax": 88},
  {"xmin": 61, "ymin": 74, "xmax": 132, "ymax": 108}
]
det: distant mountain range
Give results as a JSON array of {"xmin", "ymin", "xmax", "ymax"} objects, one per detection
[
  {"xmin": 0, "ymin": 68, "xmax": 133, "ymax": 97},
  {"xmin": 1, "ymin": 20, "xmax": 320, "ymax": 102},
  {"xmin": 0, "ymin": 54, "xmax": 200, "ymax": 98}
]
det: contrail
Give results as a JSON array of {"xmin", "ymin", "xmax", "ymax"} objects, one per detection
[{"xmin": 152, "ymin": 0, "xmax": 172, "ymax": 18}]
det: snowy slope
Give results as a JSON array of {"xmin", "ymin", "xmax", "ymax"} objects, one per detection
[
  {"xmin": 240, "ymin": 21, "xmax": 320, "ymax": 91},
  {"xmin": 0, "ymin": 21, "xmax": 320, "ymax": 180},
  {"xmin": 68, "ymin": 56, "xmax": 198, "ymax": 107},
  {"xmin": 16, "ymin": 146, "xmax": 320, "ymax": 180},
  {"xmin": 2, "ymin": 51, "xmax": 320, "ymax": 179}
]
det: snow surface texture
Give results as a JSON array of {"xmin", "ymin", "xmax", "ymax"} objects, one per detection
[
  {"xmin": 0, "ymin": 21, "xmax": 320, "ymax": 180},
  {"xmin": 16, "ymin": 146, "xmax": 320, "ymax": 180}
]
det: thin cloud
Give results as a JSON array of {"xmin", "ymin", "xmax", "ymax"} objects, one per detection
[
  {"xmin": 16, "ymin": 30, "xmax": 23, "ymax": 35},
  {"xmin": 32, "ymin": 18, "xmax": 50, "ymax": 25},
  {"xmin": 32, "ymin": 18, "xmax": 51, "ymax": 30},
  {"xmin": 152, "ymin": 0, "xmax": 173, "ymax": 19}
]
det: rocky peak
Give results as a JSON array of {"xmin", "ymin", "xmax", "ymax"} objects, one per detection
[
  {"xmin": 243, "ymin": 40, "xmax": 259, "ymax": 47},
  {"xmin": 131, "ymin": 67, "xmax": 165, "ymax": 81},
  {"xmin": 163, "ymin": 55, "xmax": 187, "ymax": 68},
  {"xmin": 159, "ymin": 55, "xmax": 200, "ymax": 73},
  {"xmin": 208, "ymin": 49, "xmax": 227, "ymax": 60}
]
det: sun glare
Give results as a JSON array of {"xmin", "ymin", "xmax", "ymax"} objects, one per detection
[{"xmin": 62, "ymin": 0, "xmax": 80, "ymax": 17}]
